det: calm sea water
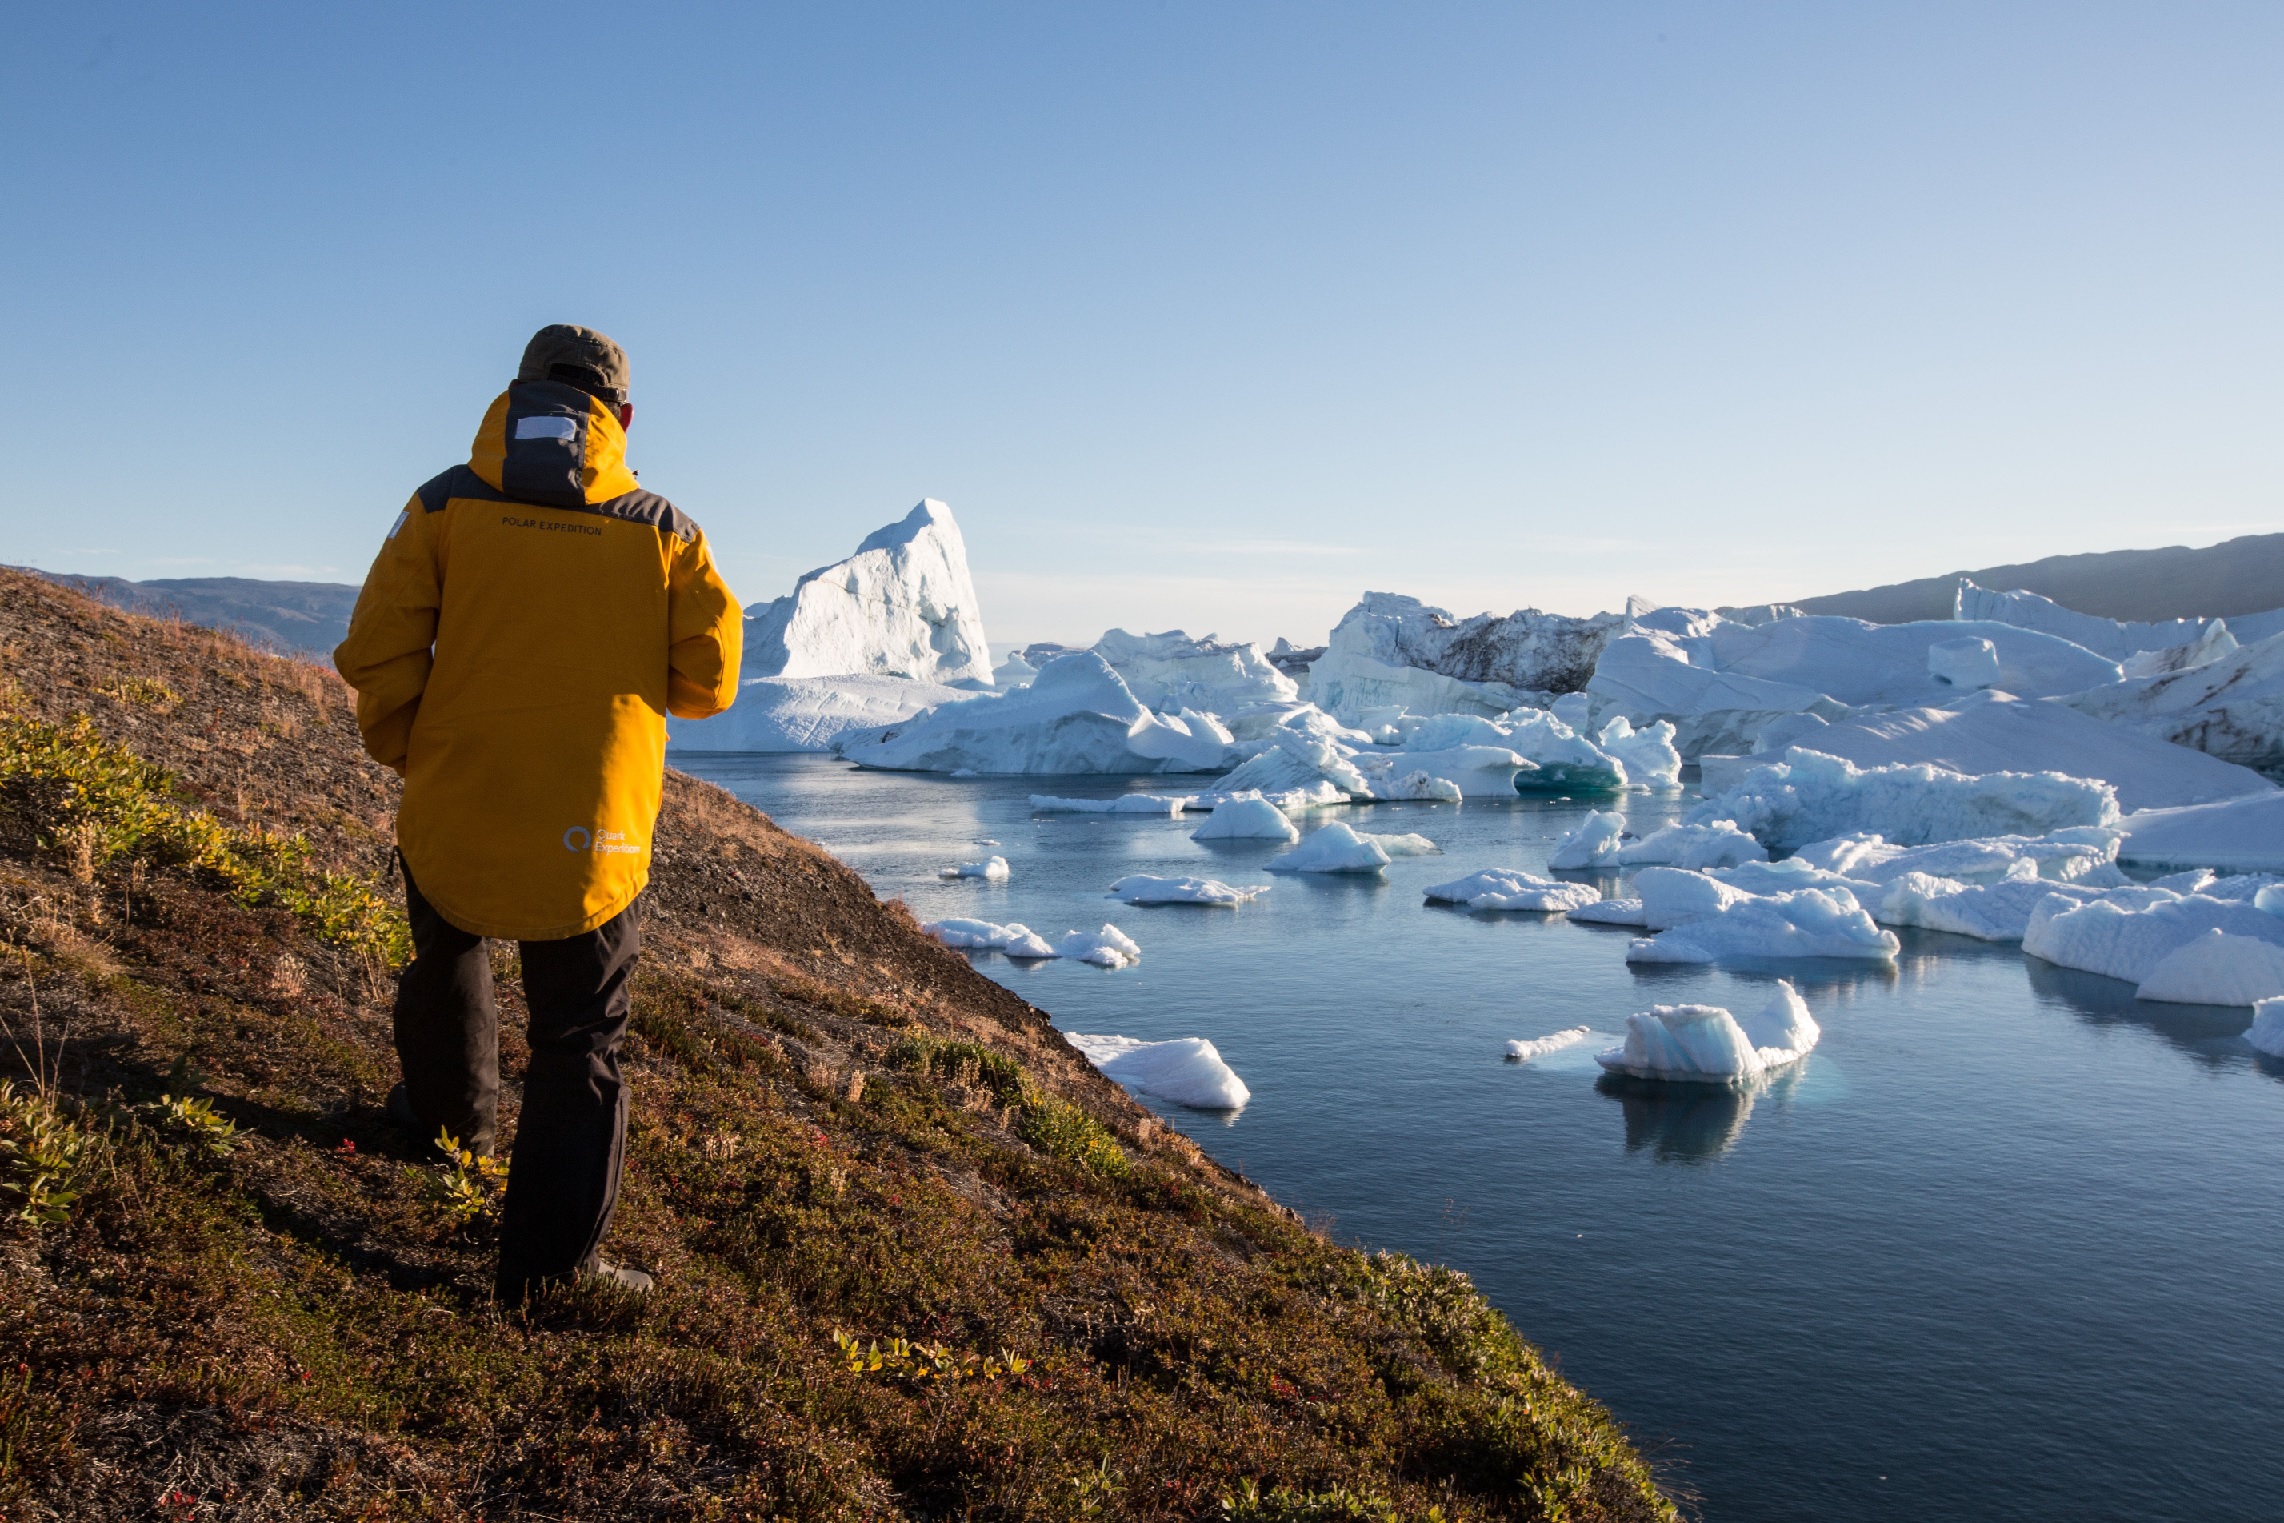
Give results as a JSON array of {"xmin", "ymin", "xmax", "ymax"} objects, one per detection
[{"xmin": 677, "ymin": 753, "xmax": 2284, "ymax": 1523}]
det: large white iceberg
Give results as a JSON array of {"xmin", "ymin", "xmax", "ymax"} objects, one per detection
[
  {"xmin": 1626, "ymin": 886, "xmax": 1901, "ymax": 964},
  {"xmin": 1422, "ymin": 869, "xmax": 1602, "ymax": 913},
  {"xmin": 2133, "ymin": 930, "xmax": 2284, "ymax": 1006},
  {"xmin": 747, "ymin": 499, "xmax": 992, "ymax": 684},
  {"xmin": 1595, "ymin": 982, "xmax": 1821, "ymax": 1083},
  {"xmin": 1955, "ymin": 580, "xmax": 2284, "ymax": 661},
  {"xmin": 2116, "ymin": 793, "xmax": 2284, "ymax": 872},
  {"xmin": 1587, "ymin": 611, "xmax": 2121, "ymax": 758},
  {"xmin": 1065, "ymin": 1033, "xmax": 1250, "ymax": 1109},
  {"xmin": 1731, "ymin": 690, "xmax": 2273, "ymax": 813},
  {"xmin": 1691, "ymin": 748, "xmax": 2119, "ymax": 850},
  {"xmin": 1307, "ymin": 593, "xmax": 1623, "ymax": 721},
  {"xmin": 1090, "ymin": 628, "xmax": 1299, "ymax": 714},
  {"xmin": 671, "ymin": 499, "xmax": 993, "ymax": 753},
  {"xmin": 1596, "ymin": 716, "xmax": 1684, "ymax": 789},
  {"xmin": 2022, "ymin": 890, "xmax": 2284, "ymax": 985},
  {"xmin": 2061, "ymin": 630, "xmax": 2284, "ymax": 774},
  {"xmin": 836, "ymin": 652, "xmax": 1230, "ymax": 774}
]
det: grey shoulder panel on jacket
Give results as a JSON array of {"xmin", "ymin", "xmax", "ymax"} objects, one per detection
[
  {"xmin": 414, "ymin": 465, "xmax": 696, "ymax": 543},
  {"xmin": 589, "ymin": 489, "xmax": 699, "ymax": 543},
  {"xmin": 413, "ymin": 465, "xmax": 507, "ymax": 514}
]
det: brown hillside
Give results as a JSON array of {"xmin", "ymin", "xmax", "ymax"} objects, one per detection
[{"xmin": 0, "ymin": 568, "xmax": 1674, "ymax": 1522}]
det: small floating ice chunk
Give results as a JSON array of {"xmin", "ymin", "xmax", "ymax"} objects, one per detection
[
  {"xmin": 922, "ymin": 917, "xmax": 1031, "ymax": 949},
  {"xmin": 1267, "ymin": 822, "xmax": 1392, "ymax": 874},
  {"xmin": 1424, "ymin": 869, "xmax": 1601, "ymax": 913},
  {"xmin": 1001, "ymin": 928, "xmax": 1061, "ymax": 959},
  {"xmin": 2133, "ymin": 929, "xmax": 2284, "ymax": 1006},
  {"xmin": 1506, "ymin": 1027, "xmax": 1592, "ymax": 1060},
  {"xmin": 939, "ymin": 855, "xmax": 1011, "ymax": 881},
  {"xmin": 1110, "ymin": 874, "xmax": 1269, "ymax": 906},
  {"xmin": 1371, "ymin": 831, "xmax": 1443, "ymax": 857},
  {"xmin": 2248, "ymin": 997, "xmax": 2284, "ymax": 1057},
  {"xmin": 1066, "ymin": 1033, "xmax": 1250, "ymax": 1109},
  {"xmin": 1548, "ymin": 809, "xmax": 1626, "ymax": 870},
  {"xmin": 1597, "ymin": 715, "xmax": 1683, "ymax": 788},
  {"xmin": 1626, "ymin": 887, "xmax": 1901, "ymax": 964},
  {"xmin": 1595, "ymin": 981, "xmax": 1819, "ymax": 1083},
  {"xmin": 1189, "ymin": 793, "xmax": 1301, "ymax": 844},
  {"xmin": 1570, "ymin": 897, "xmax": 1649, "ymax": 926},
  {"xmin": 1030, "ymin": 793, "xmax": 1196, "ymax": 815},
  {"xmin": 1058, "ymin": 924, "xmax": 1142, "ymax": 968}
]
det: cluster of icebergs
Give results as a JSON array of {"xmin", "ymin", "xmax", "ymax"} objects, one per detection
[
  {"xmin": 682, "ymin": 498, "xmax": 2284, "ymax": 1086},
  {"xmin": 668, "ymin": 502, "xmax": 2284, "ymax": 885}
]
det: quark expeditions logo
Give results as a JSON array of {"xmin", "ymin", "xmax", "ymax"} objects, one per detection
[{"xmin": 563, "ymin": 825, "xmax": 643, "ymax": 857}]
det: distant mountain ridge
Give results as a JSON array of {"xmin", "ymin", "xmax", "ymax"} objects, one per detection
[
  {"xmin": 15, "ymin": 570, "xmax": 359, "ymax": 662},
  {"xmin": 1781, "ymin": 532, "xmax": 2284, "ymax": 625}
]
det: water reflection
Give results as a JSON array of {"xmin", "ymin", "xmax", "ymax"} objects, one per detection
[
  {"xmin": 1595, "ymin": 1064, "xmax": 1804, "ymax": 1162},
  {"xmin": 2023, "ymin": 959, "xmax": 2271, "ymax": 1074}
]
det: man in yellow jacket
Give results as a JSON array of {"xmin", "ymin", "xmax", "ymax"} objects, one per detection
[{"xmin": 336, "ymin": 324, "xmax": 740, "ymax": 1300}]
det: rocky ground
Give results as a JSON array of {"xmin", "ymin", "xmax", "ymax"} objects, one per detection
[{"xmin": 0, "ymin": 568, "xmax": 1675, "ymax": 1522}]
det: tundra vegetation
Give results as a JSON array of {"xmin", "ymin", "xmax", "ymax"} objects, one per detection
[{"xmin": 0, "ymin": 569, "xmax": 1674, "ymax": 1521}]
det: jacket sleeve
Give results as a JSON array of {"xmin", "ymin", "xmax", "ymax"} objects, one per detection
[
  {"xmin": 666, "ymin": 527, "xmax": 742, "ymax": 720},
  {"xmin": 332, "ymin": 497, "xmax": 443, "ymax": 773}
]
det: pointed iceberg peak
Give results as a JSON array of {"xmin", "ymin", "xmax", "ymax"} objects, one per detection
[
  {"xmin": 855, "ymin": 497, "xmax": 963, "ymax": 557},
  {"xmin": 743, "ymin": 497, "xmax": 993, "ymax": 685}
]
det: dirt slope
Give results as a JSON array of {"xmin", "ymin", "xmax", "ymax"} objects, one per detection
[
  {"xmin": 0, "ymin": 568, "xmax": 1674, "ymax": 1522},
  {"xmin": 1780, "ymin": 530, "xmax": 2284, "ymax": 624}
]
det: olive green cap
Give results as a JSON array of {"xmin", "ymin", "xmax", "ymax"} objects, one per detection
[{"xmin": 517, "ymin": 324, "xmax": 630, "ymax": 406}]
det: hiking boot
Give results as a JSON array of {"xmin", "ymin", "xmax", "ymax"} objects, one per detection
[{"xmin": 584, "ymin": 1259, "xmax": 655, "ymax": 1295}]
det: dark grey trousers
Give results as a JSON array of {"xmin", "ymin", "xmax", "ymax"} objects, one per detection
[{"xmin": 392, "ymin": 859, "xmax": 639, "ymax": 1297}]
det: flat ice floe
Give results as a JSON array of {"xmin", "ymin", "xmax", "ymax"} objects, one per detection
[
  {"xmin": 1065, "ymin": 1033, "xmax": 1251, "ymax": 1109},
  {"xmin": 1423, "ymin": 869, "xmax": 1602, "ymax": 913},
  {"xmin": 1723, "ymin": 690, "xmax": 2274, "ymax": 813},
  {"xmin": 1506, "ymin": 1027, "xmax": 1593, "ymax": 1060},
  {"xmin": 2133, "ymin": 930, "xmax": 2284, "ymax": 1006},
  {"xmin": 920, "ymin": 918, "xmax": 1141, "ymax": 967},
  {"xmin": 1595, "ymin": 981, "xmax": 1821, "ymax": 1083},
  {"xmin": 1791, "ymin": 828, "xmax": 2126, "ymax": 887},
  {"xmin": 2117, "ymin": 792, "xmax": 2284, "ymax": 872},
  {"xmin": 1188, "ymin": 793, "xmax": 1301, "ymax": 843},
  {"xmin": 1626, "ymin": 886, "xmax": 1900, "ymax": 964},
  {"xmin": 939, "ymin": 855, "xmax": 1010, "ymax": 881},
  {"xmin": 1265, "ymin": 821, "xmax": 1434, "ymax": 874},
  {"xmin": 1570, "ymin": 897, "xmax": 1649, "ymax": 926},
  {"xmin": 1109, "ymin": 874, "xmax": 1269, "ymax": 906},
  {"xmin": 2022, "ymin": 888, "xmax": 2284, "ymax": 985},
  {"xmin": 1693, "ymin": 747, "xmax": 2119, "ymax": 850},
  {"xmin": 1030, "ymin": 793, "xmax": 1196, "ymax": 815}
]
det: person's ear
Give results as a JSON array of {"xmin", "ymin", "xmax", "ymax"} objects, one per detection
[{"xmin": 618, "ymin": 401, "xmax": 635, "ymax": 431}]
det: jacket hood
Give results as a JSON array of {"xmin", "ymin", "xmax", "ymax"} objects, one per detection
[{"xmin": 468, "ymin": 380, "xmax": 641, "ymax": 509}]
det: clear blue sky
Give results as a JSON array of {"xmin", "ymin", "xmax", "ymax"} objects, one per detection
[{"xmin": 5, "ymin": 3, "xmax": 2279, "ymax": 648}]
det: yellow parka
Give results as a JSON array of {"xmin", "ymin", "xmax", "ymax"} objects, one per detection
[{"xmin": 335, "ymin": 380, "xmax": 741, "ymax": 940}]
